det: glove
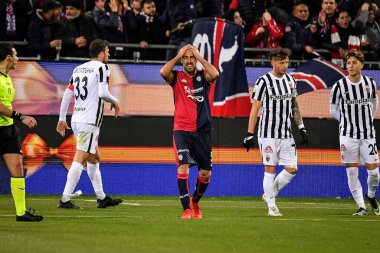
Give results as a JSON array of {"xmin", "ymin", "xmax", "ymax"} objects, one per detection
[
  {"xmin": 242, "ymin": 132, "xmax": 254, "ymax": 152},
  {"xmin": 299, "ymin": 128, "xmax": 309, "ymax": 145}
]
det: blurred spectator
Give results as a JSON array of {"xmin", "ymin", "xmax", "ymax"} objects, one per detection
[
  {"xmin": 223, "ymin": 9, "xmax": 245, "ymax": 26},
  {"xmin": 312, "ymin": 0, "xmax": 338, "ymax": 59},
  {"xmin": 330, "ymin": 11, "xmax": 360, "ymax": 66},
  {"xmin": 97, "ymin": 0, "xmax": 128, "ymax": 58},
  {"xmin": 338, "ymin": 0, "xmax": 366, "ymax": 19},
  {"xmin": 245, "ymin": 11, "xmax": 284, "ymax": 58},
  {"xmin": 283, "ymin": 2, "xmax": 319, "ymax": 59},
  {"xmin": 85, "ymin": 0, "xmax": 105, "ymax": 25},
  {"xmin": 0, "ymin": 0, "xmax": 33, "ymax": 56},
  {"xmin": 352, "ymin": 2, "xmax": 380, "ymax": 60},
  {"xmin": 162, "ymin": 0, "xmax": 197, "ymax": 61},
  {"xmin": 136, "ymin": 0, "xmax": 166, "ymax": 60},
  {"xmin": 61, "ymin": 0, "xmax": 100, "ymax": 58},
  {"xmin": 228, "ymin": 0, "xmax": 271, "ymax": 30},
  {"xmin": 197, "ymin": 0, "xmax": 223, "ymax": 17},
  {"xmin": 125, "ymin": 0, "xmax": 142, "ymax": 45},
  {"xmin": 28, "ymin": 0, "xmax": 64, "ymax": 60}
]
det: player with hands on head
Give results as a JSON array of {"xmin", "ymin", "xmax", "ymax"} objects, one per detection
[
  {"xmin": 243, "ymin": 48, "xmax": 308, "ymax": 216},
  {"xmin": 56, "ymin": 39, "xmax": 122, "ymax": 209},
  {"xmin": 160, "ymin": 44, "xmax": 219, "ymax": 219}
]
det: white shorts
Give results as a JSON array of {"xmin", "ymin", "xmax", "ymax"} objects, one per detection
[
  {"xmin": 258, "ymin": 138, "xmax": 297, "ymax": 166},
  {"xmin": 339, "ymin": 136, "xmax": 379, "ymax": 164},
  {"xmin": 71, "ymin": 122, "xmax": 100, "ymax": 154}
]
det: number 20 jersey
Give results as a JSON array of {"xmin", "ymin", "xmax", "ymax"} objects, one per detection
[{"xmin": 68, "ymin": 60, "xmax": 109, "ymax": 127}]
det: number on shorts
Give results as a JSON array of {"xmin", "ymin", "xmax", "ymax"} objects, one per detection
[
  {"xmin": 74, "ymin": 76, "xmax": 88, "ymax": 101},
  {"xmin": 368, "ymin": 143, "xmax": 378, "ymax": 155}
]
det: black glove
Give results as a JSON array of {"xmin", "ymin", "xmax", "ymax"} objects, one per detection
[
  {"xmin": 242, "ymin": 132, "xmax": 254, "ymax": 152},
  {"xmin": 300, "ymin": 128, "xmax": 309, "ymax": 145}
]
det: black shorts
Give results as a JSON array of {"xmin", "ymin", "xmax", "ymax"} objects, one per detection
[
  {"xmin": 0, "ymin": 124, "xmax": 22, "ymax": 157},
  {"xmin": 173, "ymin": 130, "xmax": 212, "ymax": 170}
]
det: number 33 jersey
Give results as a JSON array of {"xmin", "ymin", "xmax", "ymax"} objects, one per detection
[{"xmin": 68, "ymin": 60, "xmax": 109, "ymax": 126}]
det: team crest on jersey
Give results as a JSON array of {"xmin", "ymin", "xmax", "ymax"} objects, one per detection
[
  {"xmin": 266, "ymin": 155, "xmax": 270, "ymax": 162},
  {"xmin": 340, "ymin": 144, "xmax": 346, "ymax": 151},
  {"xmin": 366, "ymin": 86, "xmax": 370, "ymax": 93},
  {"xmin": 287, "ymin": 82, "xmax": 294, "ymax": 89},
  {"xmin": 181, "ymin": 79, "xmax": 187, "ymax": 83},
  {"xmin": 196, "ymin": 76, "xmax": 201, "ymax": 82},
  {"xmin": 178, "ymin": 154, "xmax": 183, "ymax": 161},
  {"xmin": 264, "ymin": 146, "xmax": 273, "ymax": 154}
]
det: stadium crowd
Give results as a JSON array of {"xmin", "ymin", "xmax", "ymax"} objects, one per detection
[{"xmin": 1, "ymin": 0, "xmax": 380, "ymax": 63}]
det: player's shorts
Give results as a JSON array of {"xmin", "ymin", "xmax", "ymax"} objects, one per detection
[
  {"xmin": 173, "ymin": 130, "xmax": 212, "ymax": 170},
  {"xmin": 0, "ymin": 124, "xmax": 22, "ymax": 157},
  {"xmin": 71, "ymin": 122, "xmax": 99, "ymax": 155},
  {"xmin": 339, "ymin": 136, "xmax": 379, "ymax": 164},
  {"xmin": 258, "ymin": 137, "xmax": 297, "ymax": 166}
]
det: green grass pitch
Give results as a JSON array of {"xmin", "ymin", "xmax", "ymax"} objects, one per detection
[{"xmin": 0, "ymin": 195, "xmax": 379, "ymax": 253}]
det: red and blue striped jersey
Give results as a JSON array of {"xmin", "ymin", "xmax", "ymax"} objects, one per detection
[{"xmin": 169, "ymin": 70, "xmax": 212, "ymax": 132}]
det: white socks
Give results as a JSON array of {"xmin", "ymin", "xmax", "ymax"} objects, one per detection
[
  {"xmin": 346, "ymin": 167, "xmax": 365, "ymax": 209},
  {"xmin": 367, "ymin": 168, "xmax": 379, "ymax": 198},
  {"xmin": 62, "ymin": 161, "xmax": 83, "ymax": 202},
  {"xmin": 87, "ymin": 162, "xmax": 106, "ymax": 200},
  {"xmin": 263, "ymin": 172, "xmax": 276, "ymax": 208},
  {"xmin": 274, "ymin": 170, "xmax": 296, "ymax": 196}
]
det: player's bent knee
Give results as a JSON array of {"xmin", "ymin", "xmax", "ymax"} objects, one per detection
[
  {"xmin": 199, "ymin": 170, "xmax": 211, "ymax": 182},
  {"xmin": 285, "ymin": 165, "xmax": 297, "ymax": 174}
]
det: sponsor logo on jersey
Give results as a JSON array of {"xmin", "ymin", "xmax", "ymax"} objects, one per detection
[
  {"xmin": 270, "ymin": 94, "xmax": 292, "ymax": 101},
  {"xmin": 340, "ymin": 144, "xmax": 346, "ymax": 151},
  {"xmin": 184, "ymin": 86, "xmax": 204, "ymax": 102},
  {"xmin": 264, "ymin": 146, "xmax": 273, "ymax": 154},
  {"xmin": 74, "ymin": 107, "xmax": 87, "ymax": 112},
  {"xmin": 181, "ymin": 79, "xmax": 187, "ymax": 83},
  {"xmin": 345, "ymin": 98, "xmax": 370, "ymax": 105}
]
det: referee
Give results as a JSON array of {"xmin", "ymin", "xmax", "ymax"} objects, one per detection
[{"xmin": 0, "ymin": 43, "xmax": 43, "ymax": 221}]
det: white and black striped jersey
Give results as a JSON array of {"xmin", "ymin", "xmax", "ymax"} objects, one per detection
[
  {"xmin": 68, "ymin": 60, "xmax": 110, "ymax": 127},
  {"xmin": 330, "ymin": 75, "xmax": 377, "ymax": 139},
  {"xmin": 252, "ymin": 72, "xmax": 297, "ymax": 139}
]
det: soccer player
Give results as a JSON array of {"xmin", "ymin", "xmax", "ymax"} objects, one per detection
[
  {"xmin": 242, "ymin": 48, "xmax": 308, "ymax": 216},
  {"xmin": 160, "ymin": 44, "xmax": 219, "ymax": 219},
  {"xmin": 0, "ymin": 43, "xmax": 43, "ymax": 222},
  {"xmin": 330, "ymin": 50, "xmax": 379, "ymax": 216},
  {"xmin": 56, "ymin": 39, "xmax": 123, "ymax": 209}
]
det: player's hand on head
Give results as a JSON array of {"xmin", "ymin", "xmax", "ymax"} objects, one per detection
[
  {"xmin": 110, "ymin": 102, "xmax": 120, "ymax": 118},
  {"xmin": 188, "ymin": 45, "xmax": 201, "ymax": 59},
  {"xmin": 22, "ymin": 116, "xmax": 37, "ymax": 129},
  {"xmin": 242, "ymin": 133, "xmax": 255, "ymax": 152},
  {"xmin": 178, "ymin": 45, "xmax": 190, "ymax": 58},
  {"xmin": 56, "ymin": 120, "xmax": 70, "ymax": 137},
  {"xmin": 299, "ymin": 127, "xmax": 309, "ymax": 146}
]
